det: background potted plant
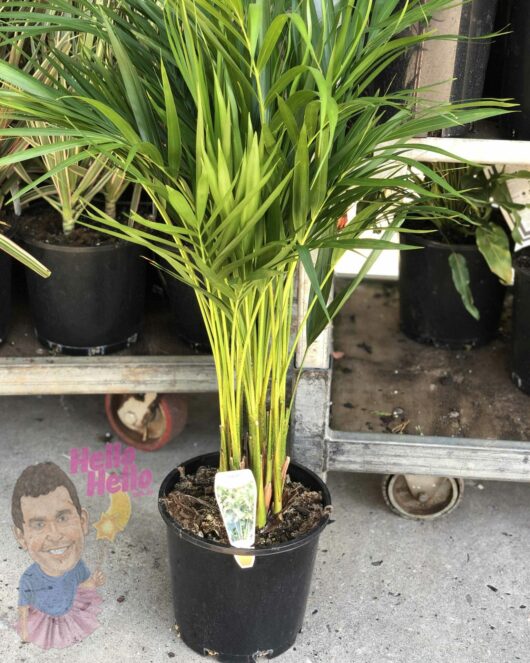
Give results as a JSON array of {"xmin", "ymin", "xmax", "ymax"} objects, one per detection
[
  {"xmin": 0, "ymin": 0, "xmax": 512, "ymax": 658},
  {"xmin": 1, "ymin": 27, "xmax": 146, "ymax": 354},
  {"xmin": 399, "ymin": 162, "xmax": 523, "ymax": 348}
]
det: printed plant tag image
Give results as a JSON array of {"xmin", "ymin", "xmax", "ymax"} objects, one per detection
[
  {"xmin": 214, "ymin": 469, "xmax": 257, "ymax": 569},
  {"xmin": 11, "ymin": 461, "xmax": 105, "ymax": 649}
]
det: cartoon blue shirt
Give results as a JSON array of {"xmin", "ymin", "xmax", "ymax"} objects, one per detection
[{"xmin": 18, "ymin": 560, "xmax": 90, "ymax": 616}]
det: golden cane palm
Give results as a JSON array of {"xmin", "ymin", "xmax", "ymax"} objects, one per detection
[{"xmin": 0, "ymin": 0, "xmax": 514, "ymax": 524}]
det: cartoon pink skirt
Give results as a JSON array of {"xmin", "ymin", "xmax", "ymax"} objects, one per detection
[{"xmin": 15, "ymin": 586, "xmax": 102, "ymax": 649}]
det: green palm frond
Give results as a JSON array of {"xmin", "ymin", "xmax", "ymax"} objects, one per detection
[{"xmin": 0, "ymin": 0, "xmax": 515, "ymax": 522}]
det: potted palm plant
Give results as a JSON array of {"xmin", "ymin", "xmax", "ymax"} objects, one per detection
[
  {"xmin": 3, "ymin": 28, "xmax": 145, "ymax": 354},
  {"xmin": 0, "ymin": 0, "xmax": 512, "ymax": 658},
  {"xmin": 16, "ymin": 145, "xmax": 146, "ymax": 355},
  {"xmin": 399, "ymin": 163, "xmax": 523, "ymax": 348}
]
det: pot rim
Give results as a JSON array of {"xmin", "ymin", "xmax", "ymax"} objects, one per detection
[
  {"xmin": 21, "ymin": 234, "xmax": 130, "ymax": 254},
  {"xmin": 158, "ymin": 451, "xmax": 331, "ymax": 557}
]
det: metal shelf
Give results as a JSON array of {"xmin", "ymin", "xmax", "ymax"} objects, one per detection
[
  {"xmin": 291, "ymin": 280, "xmax": 530, "ymax": 484},
  {"xmin": 326, "ymin": 430, "xmax": 530, "ymax": 483},
  {"xmin": 0, "ymin": 355, "xmax": 217, "ymax": 395},
  {"xmin": 0, "ymin": 284, "xmax": 217, "ymax": 396},
  {"xmin": 291, "ymin": 137, "xmax": 530, "ymax": 483}
]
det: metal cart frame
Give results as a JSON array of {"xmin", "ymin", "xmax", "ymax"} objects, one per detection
[{"xmin": 292, "ymin": 137, "xmax": 530, "ymax": 490}]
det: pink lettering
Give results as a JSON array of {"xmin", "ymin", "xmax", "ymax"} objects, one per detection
[
  {"xmin": 106, "ymin": 473, "xmax": 122, "ymax": 493},
  {"xmin": 121, "ymin": 463, "xmax": 136, "ymax": 492},
  {"xmin": 71, "ymin": 442, "xmax": 152, "ymax": 500},
  {"xmin": 105, "ymin": 442, "xmax": 112, "ymax": 469},
  {"xmin": 70, "ymin": 447, "xmax": 90, "ymax": 474},
  {"xmin": 112, "ymin": 441, "xmax": 122, "ymax": 468},
  {"xmin": 138, "ymin": 469, "xmax": 153, "ymax": 491},
  {"xmin": 86, "ymin": 470, "xmax": 106, "ymax": 496},
  {"xmin": 89, "ymin": 450, "xmax": 104, "ymax": 471},
  {"xmin": 122, "ymin": 446, "xmax": 136, "ymax": 466}
]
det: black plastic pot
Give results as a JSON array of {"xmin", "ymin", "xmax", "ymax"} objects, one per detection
[
  {"xmin": 511, "ymin": 252, "xmax": 530, "ymax": 393},
  {"xmin": 0, "ymin": 235, "xmax": 12, "ymax": 344},
  {"xmin": 23, "ymin": 237, "xmax": 145, "ymax": 355},
  {"xmin": 486, "ymin": 0, "xmax": 530, "ymax": 139},
  {"xmin": 441, "ymin": 0, "xmax": 499, "ymax": 137},
  {"xmin": 164, "ymin": 274, "xmax": 210, "ymax": 350},
  {"xmin": 399, "ymin": 233, "xmax": 506, "ymax": 348},
  {"xmin": 159, "ymin": 452, "xmax": 331, "ymax": 662}
]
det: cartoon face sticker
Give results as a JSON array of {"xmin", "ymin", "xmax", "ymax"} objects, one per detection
[
  {"xmin": 15, "ymin": 486, "xmax": 89, "ymax": 577},
  {"xmin": 11, "ymin": 462, "xmax": 104, "ymax": 649}
]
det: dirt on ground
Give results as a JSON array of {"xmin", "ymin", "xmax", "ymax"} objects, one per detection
[{"xmin": 331, "ymin": 279, "xmax": 530, "ymax": 442}]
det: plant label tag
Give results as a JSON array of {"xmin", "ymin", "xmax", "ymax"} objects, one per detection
[{"xmin": 214, "ymin": 469, "xmax": 257, "ymax": 570}]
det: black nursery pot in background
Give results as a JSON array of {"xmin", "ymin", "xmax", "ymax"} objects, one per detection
[
  {"xmin": 486, "ymin": 0, "xmax": 530, "ymax": 140},
  {"xmin": 511, "ymin": 252, "xmax": 530, "ymax": 394},
  {"xmin": 399, "ymin": 233, "xmax": 506, "ymax": 349},
  {"xmin": 163, "ymin": 274, "xmax": 210, "ymax": 350},
  {"xmin": 24, "ymin": 238, "xmax": 145, "ymax": 355},
  {"xmin": 159, "ymin": 452, "xmax": 331, "ymax": 662},
  {"xmin": 439, "ymin": 0, "xmax": 499, "ymax": 137}
]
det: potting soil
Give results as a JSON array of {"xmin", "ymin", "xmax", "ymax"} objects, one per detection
[{"xmin": 161, "ymin": 465, "xmax": 326, "ymax": 546}]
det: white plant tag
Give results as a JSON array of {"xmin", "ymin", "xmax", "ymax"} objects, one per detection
[{"xmin": 214, "ymin": 469, "xmax": 257, "ymax": 569}]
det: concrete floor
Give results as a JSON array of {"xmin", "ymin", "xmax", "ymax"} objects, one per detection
[{"xmin": 0, "ymin": 394, "xmax": 529, "ymax": 662}]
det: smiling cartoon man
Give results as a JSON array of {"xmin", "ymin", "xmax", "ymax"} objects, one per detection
[{"xmin": 11, "ymin": 461, "xmax": 104, "ymax": 649}]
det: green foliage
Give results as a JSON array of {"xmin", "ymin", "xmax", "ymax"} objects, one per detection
[
  {"xmin": 0, "ymin": 3, "xmax": 51, "ymax": 275},
  {"xmin": 408, "ymin": 163, "xmax": 522, "ymax": 316},
  {"xmin": 0, "ymin": 226, "xmax": 50, "ymax": 276},
  {"xmin": 449, "ymin": 252, "xmax": 480, "ymax": 321},
  {"xmin": 0, "ymin": 0, "xmax": 513, "ymax": 524}
]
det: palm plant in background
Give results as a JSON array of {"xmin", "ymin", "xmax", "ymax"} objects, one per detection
[
  {"xmin": 0, "ymin": 5, "xmax": 49, "ymax": 275},
  {"xmin": 15, "ymin": 30, "xmax": 129, "ymax": 234},
  {"xmin": 0, "ymin": 0, "xmax": 512, "ymax": 524},
  {"xmin": 19, "ymin": 138, "xmax": 111, "ymax": 236},
  {"xmin": 0, "ymin": 3, "xmax": 31, "ymax": 215}
]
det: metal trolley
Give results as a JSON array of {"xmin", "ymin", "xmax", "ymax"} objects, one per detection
[{"xmin": 291, "ymin": 137, "xmax": 530, "ymax": 519}]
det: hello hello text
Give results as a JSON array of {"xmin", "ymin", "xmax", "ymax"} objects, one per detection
[{"xmin": 69, "ymin": 442, "xmax": 153, "ymax": 497}]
